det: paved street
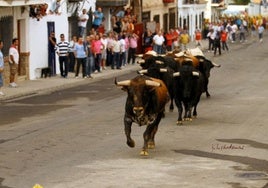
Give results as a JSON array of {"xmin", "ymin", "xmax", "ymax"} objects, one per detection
[{"xmin": 0, "ymin": 34, "xmax": 268, "ymax": 188}]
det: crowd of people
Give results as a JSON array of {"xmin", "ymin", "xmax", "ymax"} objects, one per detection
[
  {"xmin": 47, "ymin": 6, "xmax": 141, "ymax": 80},
  {"xmin": 1, "ymin": 7, "xmax": 267, "ymax": 97},
  {"xmin": 202, "ymin": 15, "xmax": 267, "ymax": 56}
]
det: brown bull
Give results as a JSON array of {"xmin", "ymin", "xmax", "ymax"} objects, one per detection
[{"xmin": 115, "ymin": 75, "xmax": 169, "ymax": 156}]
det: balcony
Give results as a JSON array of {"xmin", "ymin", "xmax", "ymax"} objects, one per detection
[{"xmin": 96, "ymin": 0, "xmax": 128, "ymax": 7}]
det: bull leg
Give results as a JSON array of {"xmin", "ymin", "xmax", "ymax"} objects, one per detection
[
  {"xmin": 175, "ymin": 100, "xmax": 183, "ymax": 125},
  {"xmin": 205, "ymin": 79, "xmax": 210, "ymax": 98},
  {"xmin": 169, "ymin": 98, "xmax": 174, "ymax": 112},
  {"xmin": 124, "ymin": 115, "xmax": 135, "ymax": 148},
  {"xmin": 148, "ymin": 112, "xmax": 162, "ymax": 149}
]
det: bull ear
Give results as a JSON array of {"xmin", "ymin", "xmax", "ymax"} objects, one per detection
[
  {"xmin": 192, "ymin": 71, "xmax": 200, "ymax": 77},
  {"xmin": 145, "ymin": 80, "xmax": 161, "ymax": 87}
]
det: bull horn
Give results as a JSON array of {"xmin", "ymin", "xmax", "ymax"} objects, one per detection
[
  {"xmin": 155, "ymin": 60, "xmax": 164, "ymax": 64},
  {"xmin": 136, "ymin": 54, "xmax": 143, "ymax": 58},
  {"xmin": 192, "ymin": 71, "xmax": 199, "ymax": 77},
  {"xmin": 137, "ymin": 59, "xmax": 145, "ymax": 64},
  {"xmin": 138, "ymin": 69, "xmax": 148, "ymax": 74},
  {"xmin": 160, "ymin": 68, "xmax": 168, "ymax": 72},
  {"xmin": 212, "ymin": 62, "xmax": 221, "ymax": 67},
  {"xmin": 145, "ymin": 80, "xmax": 160, "ymax": 87},
  {"xmin": 115, "ymin": 79, "xmax": 131, "ymax": 86},
  {"xmin": 173, "ymin": 72, "xmax": 180, "ymax": 77}
]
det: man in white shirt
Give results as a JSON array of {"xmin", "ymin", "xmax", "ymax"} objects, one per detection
[
  {"xmin": 153, "ymin": 30, "xmax": 165, "ymax": 54},
  {"xmin": 9, "ymin": 38, "xmax": 19, "ymax": 88},
  {"xmin": 78, "ymin": 9, "xmax": 89, "ymax": 37}
]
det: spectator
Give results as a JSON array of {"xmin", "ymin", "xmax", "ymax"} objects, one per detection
[
  {"xmin": 221, "ymin": 30, "xmax": 229, "ymax": 52},
  {"xmin": 106, "ymin": 32, "xmax": 115, "ymax": 67},
  {"xmin": 214, "ymin": 31, "xmax": 221, "ymax": 56},
  {"xmin": 128, "ymin": 32, "xmax": 139, "ymax": 64},
  {"xmin": 165, "ymin": 29, "xmax": 173, "ymax": 52},
  {"xmin": 100, "ymin": 33, "xmax": 108, "ymax": 70},
  {"xmin": 194, "ymin": 28, "xmax": 203, "ymax": 48},
  {"xmin": 0, "ymin": 40, "xmax": 4, "ymax": 96},
  {"xmin": 153, "ymin": 30, "xmax": 165, "ymax": 54},
  {"xmin": 179, "ymin": 30, "xmax": 190, "ymax": 50},
  {"xmin": 49, "ymin": 0, "xmax": 61, "ymax": 15},
  {"xmin": 112, "ymin": 34, "xmax": 121, "ymax": 69},
  {"xmin": 68, "ymin": 35, "xmax": 77, "ymax": 72},
  {"xmin": 92, "ymin": 34, "xmax": 103, "ymax": 73},
  {"xmin": 171, "ymin": 28, "xmax": 180, "ymax": 50},
  {"xmin": 207, "ymin": 29, "xmax": 214, "ymax": 52},
  {"xmin": 239, "ymin": 24, "xmax": 246, "ymax": 43},
  {"xmin": 119, "ymin": 34, "xmax": 127, "ymax": 67},
  {"xmin": 78, "ymin": 9, "xmax": 89, "ymax": 37},
  {"xmin": 231, "ymin": 23, "xmax": 238, "ymax": 42},
  {"xmin": 258, "ymin": 24, "xmax": 265, "ymax": 42},
  {"xmin": 143, "ymin": 29, "xmax": 153, "ymax": 53},
  {"xmin": 92, "ymin": 7, "xmax": 104, "ymax": 31},
  {"xmin": 48, "ymin": 32, "xmax": 57, "ymax": 76},
  {"xmin": 9, "ymin": 38, "xmax": 19, "ymax": 88},
  {"xmin": 56, "ymin": 33, "xmax": 70, "ymax": 78},
  {"xmin": 85, "ymin": 35, "xmax": 94, "ymax": 78},
  {"xmin": 74, "ymin": 37, "xmax": 87, "ymax": 78}
]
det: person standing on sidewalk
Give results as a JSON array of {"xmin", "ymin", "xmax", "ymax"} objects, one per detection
[
  {"xmin": 0, "ymin": 40, "xmax": 4, "ymax": 96},
  {"xmin": 56, "ymin": 33, "xmax": 70, "ymax": 78},
  {"xmin": 9, "ymin": 38, "xmax": 19, "ymax": 88},
  {"xmin": 92, "ymin": 33, "xmax": 103, "ymax": 73},
  {"xmin": 128, "ymin": 32, "xmax": 139, "ymax": 64},
  {"xmin": 221, "ymin": 30, "xmax": 229, "ymax": 52},
  {"xmin": 74, "ymin": 36, "xmax": 87, "ymax": 78},
  {"xmin": 258, "ymin": 24, "xmax": 265, "ymax": 42},
  {"xmin": 68, "ymin": 35, "xmax": 77, "ymax": 72}
]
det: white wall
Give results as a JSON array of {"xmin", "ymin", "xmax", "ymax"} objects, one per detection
[{"xmin": 28, "ymin": 2, "xmax": 69, "ymax": 79}]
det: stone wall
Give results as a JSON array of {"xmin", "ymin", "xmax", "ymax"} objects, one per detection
[{"xmin": 2, "ymin": 52, "xmax": 29, "ymax": 86}]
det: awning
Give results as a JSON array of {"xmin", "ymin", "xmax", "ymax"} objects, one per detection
[
  {"xmin": 96, "ymin": 0, "xmax": 128, "ymax": 7},
  {"xmin": 0, "ymin": 0, "xmax": 46, "ymax": 6}
]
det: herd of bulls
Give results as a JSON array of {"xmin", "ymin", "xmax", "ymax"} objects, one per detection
[{"xmin": 115, "ymin": 48, "xmax": 221, "ymax": 156}]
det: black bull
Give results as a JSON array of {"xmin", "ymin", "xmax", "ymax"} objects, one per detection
[{"xmin": 115, "ymin": 75, "xmax": 169, "ymax": 156}]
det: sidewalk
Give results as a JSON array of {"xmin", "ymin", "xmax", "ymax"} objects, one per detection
[{"xmin": 0, "ymin": 64, "xmax": 140, "ymax": 102}]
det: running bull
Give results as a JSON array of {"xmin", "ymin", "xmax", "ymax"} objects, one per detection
[{"xmin": 115, "ymin": 75, "xmax": 169, "ymax": 156}]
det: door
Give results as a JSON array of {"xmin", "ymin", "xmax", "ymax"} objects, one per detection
[{"xmin": 47, "ymin": 22, "xmax": 56, "ymax": 76}]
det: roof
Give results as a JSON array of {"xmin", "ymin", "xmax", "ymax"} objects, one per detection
[{"xmin": 0, "ymin": 0, "xmax": 46, "ymax": 6}]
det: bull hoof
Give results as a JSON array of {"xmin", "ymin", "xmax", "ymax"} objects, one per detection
[
  {"xmin": 147, "ymin": 142, "xmax": 155, "ymax": 149},
  {"xmin": 127, "ymin": 140, "xmax": 135, "ymax": 148},
  {"xmin": 176, "ymin": 121, "xmax": 183, "ymax": 125},
  {"xmin": 140, "ymin": 150, "xmax": 149, "ymax": 156},
  {"xmin": 189, "ymin": 118, "xmax": 193, "ymax": 122}
]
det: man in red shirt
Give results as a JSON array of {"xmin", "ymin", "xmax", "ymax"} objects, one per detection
[
  {"xmin": 195, "ymin": 29, "xmax": 203, "ymax": 48},
  {"xmin": 165, "ymin": 29, "xmax": 174, "ymax": 52},
  {"xmin": 221, "ymin": 30, "xmax": 229, "ymax": 51}
]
